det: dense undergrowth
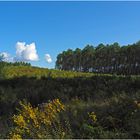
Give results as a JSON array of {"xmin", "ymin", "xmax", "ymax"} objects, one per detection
[{"xmin": 0, "ymin": 65, "xmax": 140, "ymax": 138}]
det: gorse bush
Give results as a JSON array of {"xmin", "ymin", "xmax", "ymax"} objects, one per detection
[
  {"xmin": 9, "ymin": 99, "xmax": 72, "ymax": 139},
  {"xmin": 9, "ymin": 98, "xmax": 140, "ymax": 139},
  {"xmin": 62, "ymin": 96, "xmax": 140, "ymax": 139}
]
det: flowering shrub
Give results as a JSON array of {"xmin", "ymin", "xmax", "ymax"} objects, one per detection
[
  {"xmin": 9, "ymin": 99, "xmax": 69, "ymax": 139},
  {"xmin": 88, "ymin": 112, "xmax": 97, "ymax": 123}
]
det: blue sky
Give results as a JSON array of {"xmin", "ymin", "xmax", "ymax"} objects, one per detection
[{"xmin": 0, "ymin": 1, "xmax": 140, "ymax": 68}]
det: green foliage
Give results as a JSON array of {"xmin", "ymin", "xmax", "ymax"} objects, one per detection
[
  {"xmin": 0, "ymin": 65, "xmax": 95, "ymax": 79},
  {"xmin": 0, "ymin": 64, "xmax": 140, "ymax": 138},
  {"xmin": 56, "ymin": 42, "xmax": 140, "ymax": 75},
  {"xmin": 0, "ymin": 62, "xmax": 31, "ymax": 79}
]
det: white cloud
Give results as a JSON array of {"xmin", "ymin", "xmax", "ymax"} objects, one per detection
[
  {"xmin": 0, "ymin": 52, "xmax": 12, "ymax": 62},
  {"xmin": 45, "ymin": 54, "xmax": 52, "ymax": 63},
  {"xmin": 14, "ymin": 42, "xmax": 39, "ymax": 61}
]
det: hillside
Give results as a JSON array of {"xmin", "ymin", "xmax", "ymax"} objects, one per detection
[
  {"xmin": 0, "ymin": 65, "xmax": 94, "ymax": 79},
  {"xmin": 0, "ymin": 64, "xmax": 140, "ymax": 138}
]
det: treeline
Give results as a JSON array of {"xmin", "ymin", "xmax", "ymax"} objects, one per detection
[
  {"xmin": 0, "ymin": 61, "xmax": 31, "ymax": 67},
  {"xmin": 56, "ymin": 41, "xmax": 140, "ymax": 75}
]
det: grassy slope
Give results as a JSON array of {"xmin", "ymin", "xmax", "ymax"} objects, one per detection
[
  {"xmin": 0, "ymin": 65, "xmax": 115, "ymax": 79},
  {"xmin": 0, "ymin": 65, "xmax": 140, "ymax": 138}
]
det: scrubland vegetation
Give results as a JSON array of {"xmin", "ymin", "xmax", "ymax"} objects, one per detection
[
  {"xmin": 0, "ymin": 66, "xmax": 139, "ymax": 138},
  {"xmin": 0, "ymin": 42, "xmax": 140, "ymax": 139}
]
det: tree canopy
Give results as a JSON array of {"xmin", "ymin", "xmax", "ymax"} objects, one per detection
[{"xmin": 56, "ymin": 42, "xmax": 140, "ymax": 75}]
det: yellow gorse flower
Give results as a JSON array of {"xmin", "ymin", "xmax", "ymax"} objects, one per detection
[
  {"xmin": 10, "ymin": 133, "xmax": 22, "ymax": 139},
  {"xmin": 88, "ymin": 112, "xmax": 97, "ymax": 122},
  {"xmin": 9, "ymin": 99, "xmax": 65, "ymax": 139},
  {"xmin": 13, "ymin": 114, "xmax": 26, "ymax": 129}
]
